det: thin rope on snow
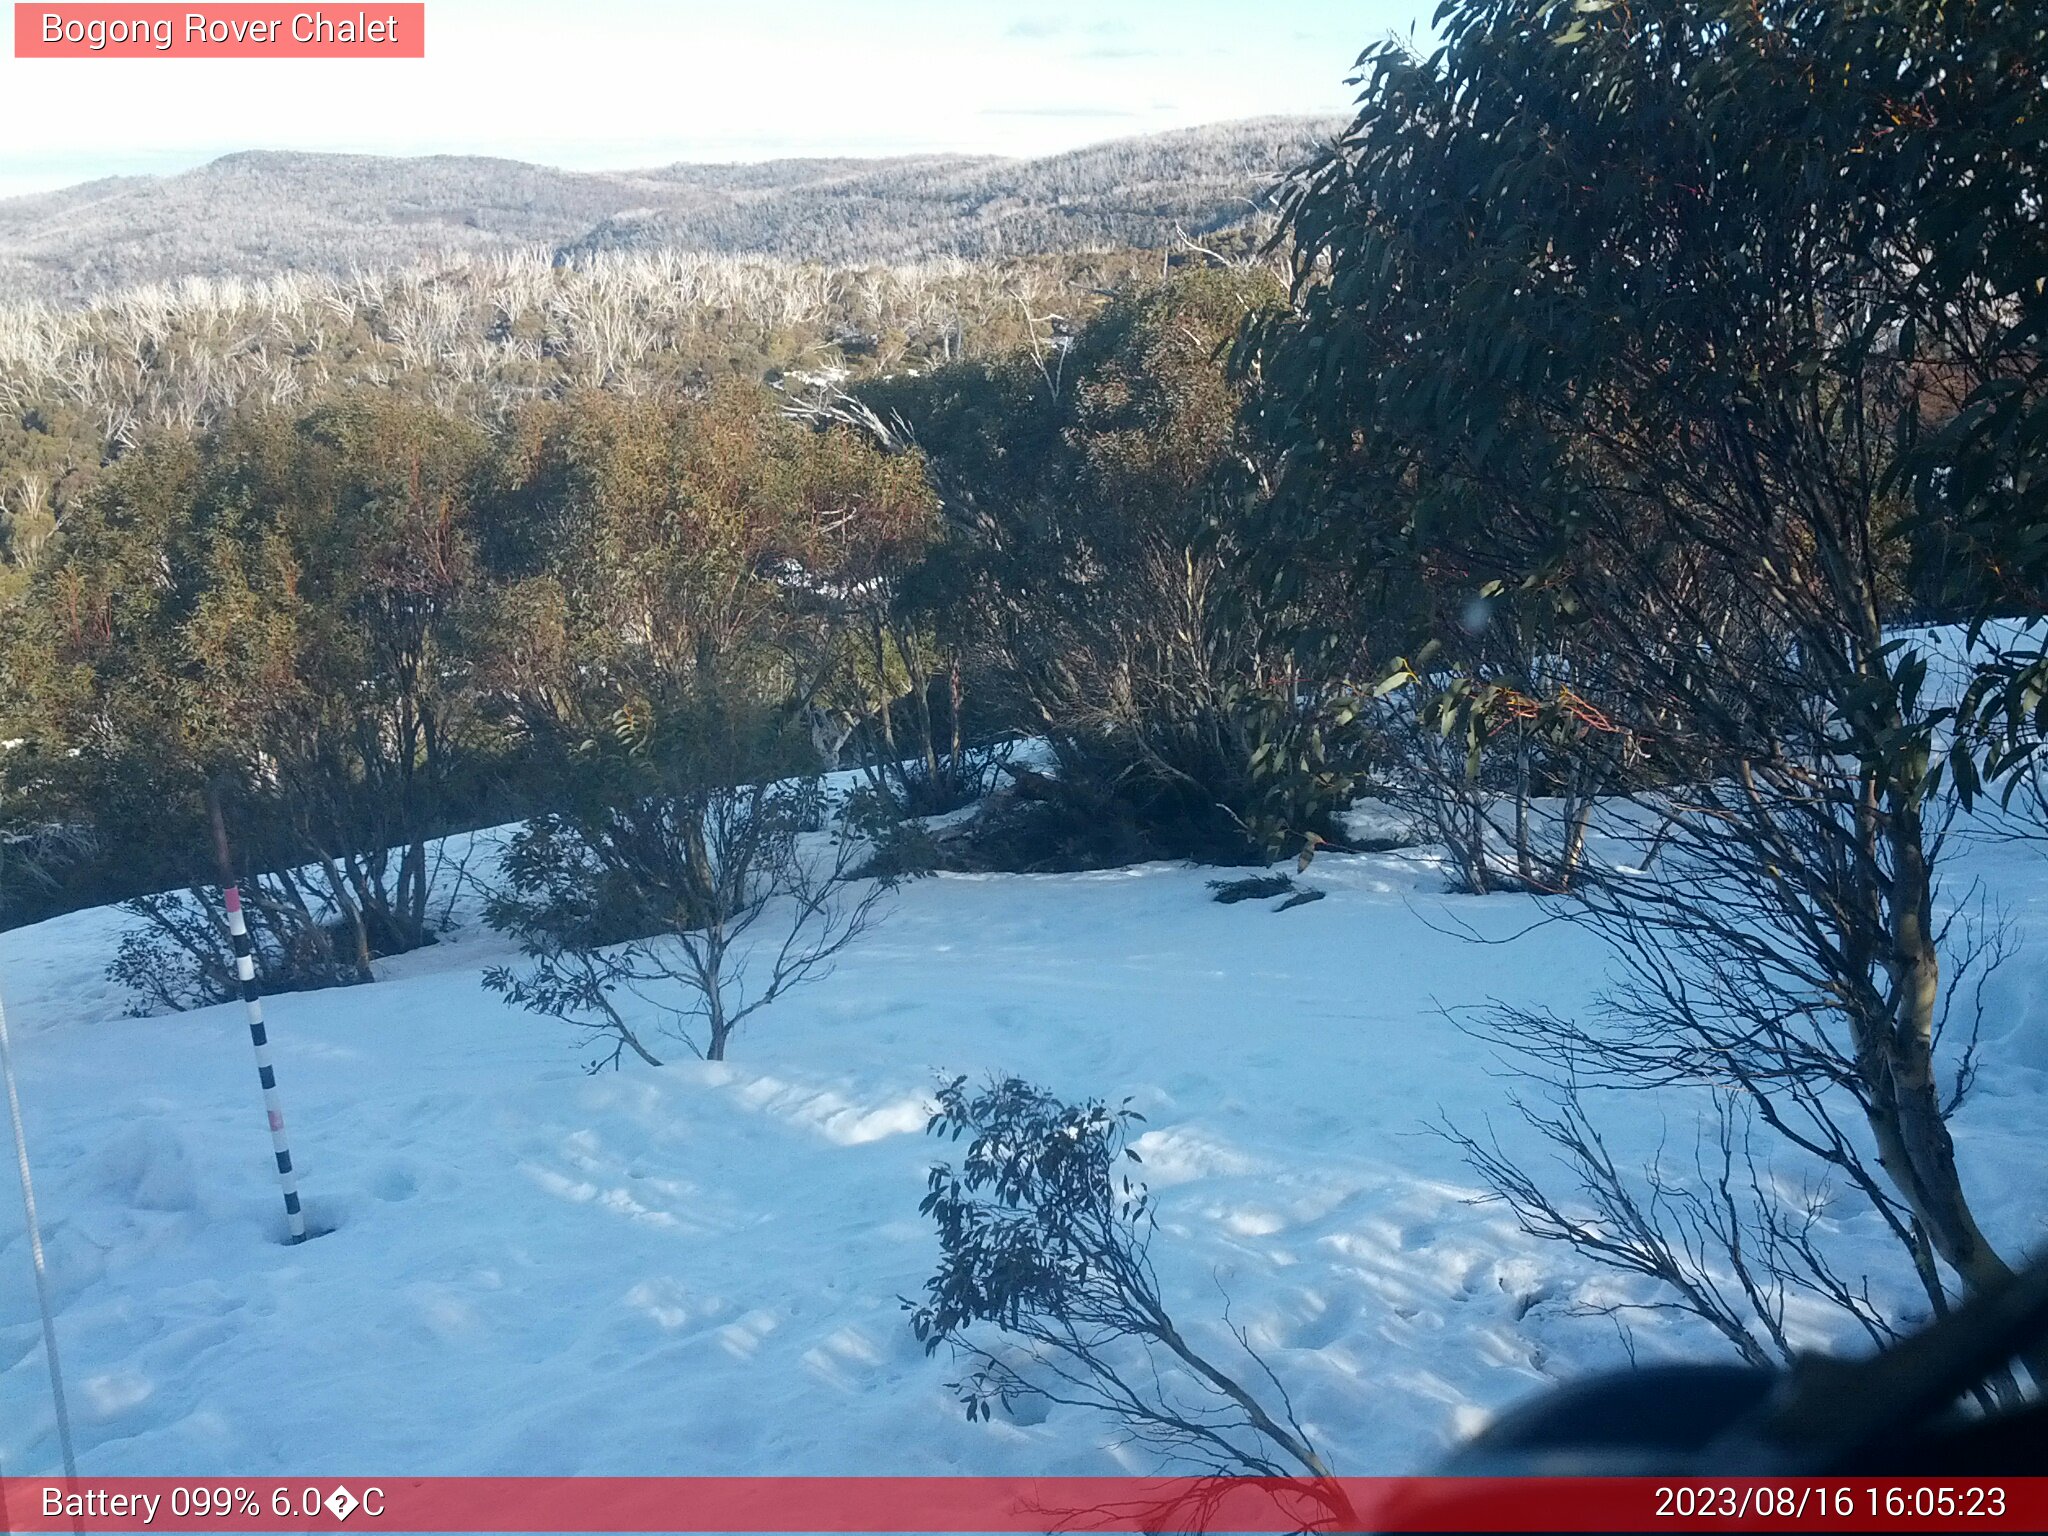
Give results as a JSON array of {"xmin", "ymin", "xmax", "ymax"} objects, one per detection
[{"xmin": 0, "ymin": 977, "xmax": 79, "ymax": 1481}]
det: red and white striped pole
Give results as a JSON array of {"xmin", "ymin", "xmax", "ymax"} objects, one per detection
[{"xmin": 206, "ymin": 783, "xmax": 307, "ymax": 1244}]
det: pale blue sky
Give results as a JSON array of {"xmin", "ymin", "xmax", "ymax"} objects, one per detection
[{"xmin": 0, "ymin": 1, "xmax": 1427, "ymax": 197}]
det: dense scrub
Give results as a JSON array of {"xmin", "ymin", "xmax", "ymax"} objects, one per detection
[
  {"xmin": 0, "ymin": 246, "xmax": 1146, "ymax": 591},
  {"xmin": 853, "ymin": 266, "xmax": 1381, "ymax": 865}
]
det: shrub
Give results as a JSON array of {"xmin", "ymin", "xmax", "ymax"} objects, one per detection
[{"xmin": 911, "ymin": 1074, "xmax": 1345, "ymax": 1499}]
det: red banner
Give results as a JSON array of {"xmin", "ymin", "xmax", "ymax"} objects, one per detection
[
  {"xmin": 13, "ymin": 5, "xmax": 424, "ymax": 58},
  {"xmin": 1, "ymin": 1477, "xmax": 2043, "ymax": 1532}
]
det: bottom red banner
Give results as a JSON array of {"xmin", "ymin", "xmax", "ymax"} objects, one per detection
[{"xmin": 2, "ymin": 1476, "xmax": 2042, "ymax": 1533}]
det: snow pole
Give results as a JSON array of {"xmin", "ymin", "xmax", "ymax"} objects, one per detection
[{"xmin": 206, "ymin": 781, "xmax": 308, "ymax": 1244}]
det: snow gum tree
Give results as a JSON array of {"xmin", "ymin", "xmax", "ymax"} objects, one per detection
[
  {"xmin": 0, "ymin": 400, "xmax": 496, "ymax": 1001},
  {"xmin": 1243, "ymin": 0, "xmax": 2048, "ymax": 1343},
  {"xmin": 478, "ymin": 386, "xmax": 919, "ymax": 1064},
  {"xmin": 913, "ymin": 1075, "xmax": 1351, "ymax": 1519},
  {"xmin": 855, "ymin": 267, "xmax": 1381, "ymax": 866}
]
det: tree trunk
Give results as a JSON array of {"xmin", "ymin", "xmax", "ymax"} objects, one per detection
[
  {"xmin": 401, "ymin": 836, "xmax": 430, "ymax": 947},
  {"xmin": 1867, "ymin": 793, "xmax": 2015, "ymax": 1297},
  {"xmin": 895, "ymin": 622, "xmax": 942, "ymax": 785},
  {"xmin": 1465, "ymin": 786, "xmax": 1490, "ymax": 894},
  {"xmin": 1513, "ymin": 734, "xmax": 1536, "ymax": 887},
  {"xmin": 705, "ymin": 970, "xmax": 729, "ymax": 1062},
  {"xmin": 317, "ymin": 850, "xmax": 376, "ymax": 984},
  {"xmin": 870, "ymin": 617, "xmax": 899, "ymax": 765},
  {"xmin": 949, "ymin": 663, "xmax": 964, "ymax": 765}
]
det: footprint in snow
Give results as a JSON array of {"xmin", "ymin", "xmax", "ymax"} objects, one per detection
[{"xmin": 370, "ymin": 1165, "xmax": 419, "ymax": 1202}]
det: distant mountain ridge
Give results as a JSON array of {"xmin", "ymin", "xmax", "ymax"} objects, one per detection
[{"xmin": 0, "ymin": 118, "xmax": 1340, "ymax": 304}]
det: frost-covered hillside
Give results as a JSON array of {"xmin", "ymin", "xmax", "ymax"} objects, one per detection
[
  {"xmin": 0, "ymin": 119, "xmax": 1336, "ymax": 304},
  {"xmin": 2, "ymin": 825, "xmax": 2044, "ymax": 1476}
]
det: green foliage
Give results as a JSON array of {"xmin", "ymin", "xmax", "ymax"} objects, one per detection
[
  {"xmin": 868, "ymin": 267, "xmax": 1377, "ymax": 865},
  {"xmin": 3, "ymin": 252, "xmax": 1390, "ymax": 943},
  {"xmin": 480, "ymin": 696, "xmax": 886, "ymax": 1067},
  {"xmin": 0, "ymin": 249, "xmax": 1161, "ymax": 529},
  {"xmin": 911, "ymin": 1076, "xmax": 1151, "ymax": 1418},
  {"xmin": 1239, "ymin": 0, "xmax": 2048, "ymax": 1322},
  {"xmin": 909, "ymin": 1073, "xmax": 1341, "ymax": 1484},
  {"xmin": 479, "ymin": 769, "xmax": 831, "ymax": 1066},
  {"xmin": 483, "ymin": 384, "xmax": 935, "ymax": 743},
  {"xmin": 0, "ymin": 397, "xmax": 507, "ymax": 986},
  {"xmin": 1245, "ymin": 0, "xmax": 2046, "ymax": 800},
  {"xmin": 840, "ymin": 782, "xmax": 945, "ymax": 882},
  {"xmin": 471, "ymin": 391, "xmax": 922, "ymax": 1062}
]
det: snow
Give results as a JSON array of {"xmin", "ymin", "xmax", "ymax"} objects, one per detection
[{"xmin": 2, "ymin": 819, "xmax": 2045, "ymax": 1479}]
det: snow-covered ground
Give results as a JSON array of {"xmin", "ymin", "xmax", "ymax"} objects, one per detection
[{"xmin": 2, "ymin": 820, "xmax": 2045, "ymax": 1478}]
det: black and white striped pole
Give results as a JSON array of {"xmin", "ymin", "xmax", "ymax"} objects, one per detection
[{"xmin": 207, "ymin": 782, "xmax": 307, "ymax": 1244}]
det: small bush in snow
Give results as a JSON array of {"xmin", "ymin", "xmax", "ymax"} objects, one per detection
[
  {"xmin": 483, "ymin": 774, "xmax": 888, "ymax": 1067},
  {"xmin": 911, "ymin": 1075, "xmax": 1344, "ymax": 1497}
]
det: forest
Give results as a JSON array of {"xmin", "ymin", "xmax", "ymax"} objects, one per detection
[{"xmin": 2, "ymin": 0, "xmax": 2046, "ymax": 1466}]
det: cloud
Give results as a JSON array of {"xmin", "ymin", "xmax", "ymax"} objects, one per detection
[
  {"xmin": 978, "ymin": 106, "xmax": 1141, "ymax": 119},
  {"xmin": 1002, "ymin": 15, "xmax": 1134, "ymax": 41}
]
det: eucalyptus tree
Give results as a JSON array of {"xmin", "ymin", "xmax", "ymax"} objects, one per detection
[
  {"xmin": 1244, "ymin": 0, "xmax": 2047, "ymax": 1337},
  {"xmin": 477, "ymin": 386, "xmax": 922, "ymax": 1064},
  {"xmin": 857, "ymin": 266, "xmax": 1378, "ymax": 865},
  {"xmin": 1, "ymin": 399, "xmax": 496, "ymax": 1002}
]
